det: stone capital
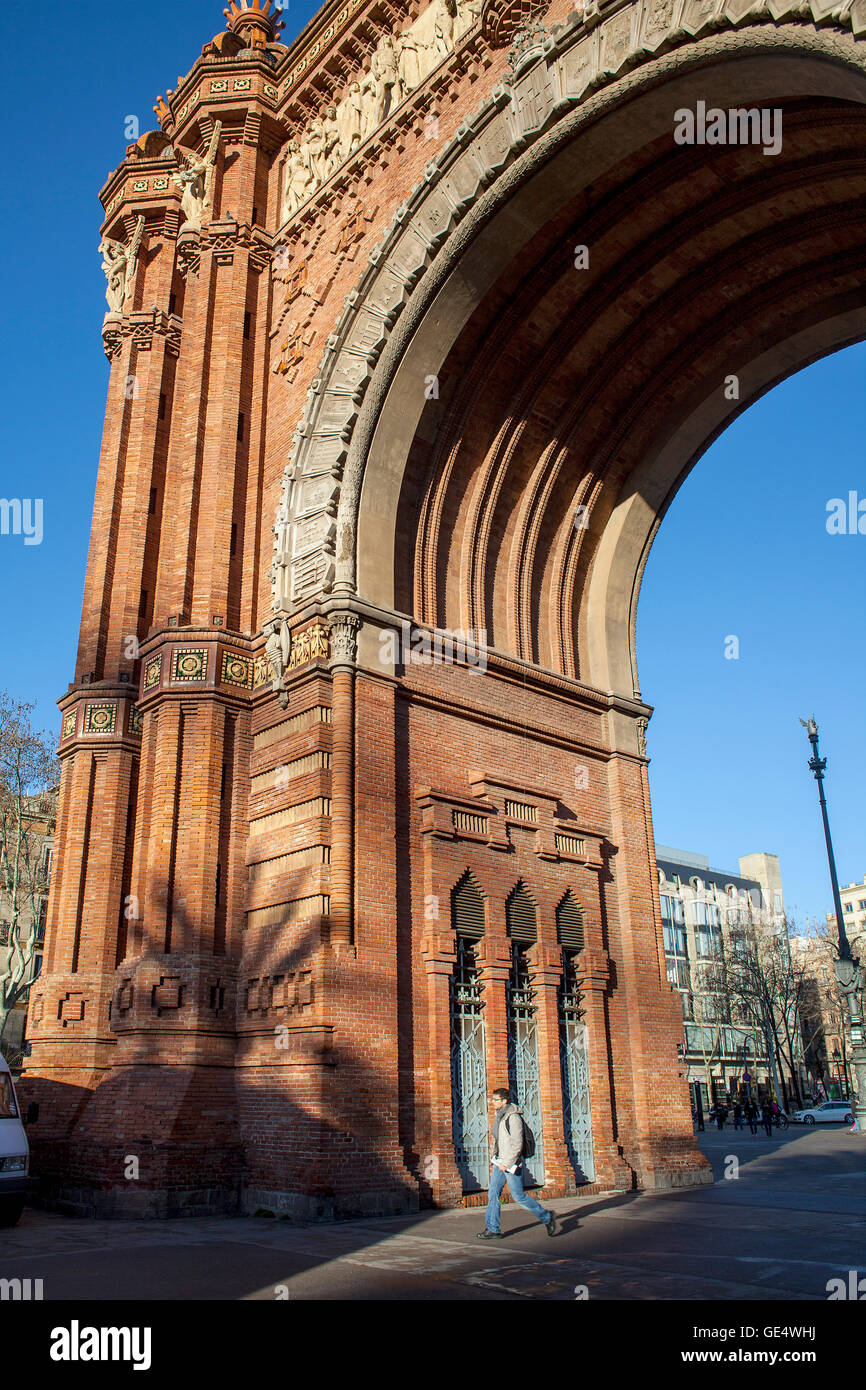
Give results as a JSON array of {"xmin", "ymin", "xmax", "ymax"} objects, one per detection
[{"xmin": 329, "ymin": 612, "xmax": 361, "ymax": 668}]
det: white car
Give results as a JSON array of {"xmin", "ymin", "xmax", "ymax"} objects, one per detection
[
  {"xmin": 792, "ymin": 1100, "xmax": 854, "ymax": 1125},
  {"xmin": 0, "ymin": 1053, "xmax": 30, "ymax": 1226}
]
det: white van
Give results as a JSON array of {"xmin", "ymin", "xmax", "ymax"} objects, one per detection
[{"xmin": 0, "ymin": 1053, "xmax": 30, "ymax": 1226}]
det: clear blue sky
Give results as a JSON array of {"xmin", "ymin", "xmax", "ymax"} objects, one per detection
[
  {"xmin": 638, "ymin": 345, "xmax": 866, "ymax": 929},
  {"xmin": 0, "ymin": 2, "xmax": 863, "ymax": 927}
]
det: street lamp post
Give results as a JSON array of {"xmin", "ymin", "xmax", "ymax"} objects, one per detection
[{"xmin": 800, "ymin": 716, "xmax": 866, "ymax": 1132}]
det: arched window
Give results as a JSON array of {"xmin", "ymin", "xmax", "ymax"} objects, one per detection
[
  {"xmin": 451, "ymin": 871, "xmax": 485, "ymax": 939},
  {"xmin": 506, "ymin": 881, "xmax": 537, "ymax": 944},
  {"xmin": 556, "ymin": 890, "xmax": 585, "ymax": 951}
]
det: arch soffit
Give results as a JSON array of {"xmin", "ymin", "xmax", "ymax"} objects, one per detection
[{"xmin": 271, "ymin": 2, "xmax": 866, "ymax": 696}]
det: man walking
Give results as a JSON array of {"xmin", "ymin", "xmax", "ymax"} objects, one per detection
[{"xmin": 477, "ymin": 1087, "xmax": 558, "ymax": 1240}]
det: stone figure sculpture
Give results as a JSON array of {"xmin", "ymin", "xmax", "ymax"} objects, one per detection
[
  {"xmin": 172, "ymin": 121, "xmax": 222, "ymax": 232},
  {"xmin": 359, "ymin": 64, "xmax": 379, "ymax": 140},
  {"xmin": 306, "ymin": 117, "xmax": 327, "ymax": 183},
  {"xmin": 309, "ymin": 622, "xmax": 329, "ymax": 660},
  {"xmin": 433, "ymin": 0, "xmax": 458, "ymax": 56},
  {"xmin": 282, "ymin": 139, "xmax": 314, "ymax": 219},
  {"xmin": 321, "ymin": 105, "xmax": 343, "ymax": 178},
  {"xmin": 340, "ymin": 82, "xmax": 364, "ymax": 154},
  {"xmin": 373, "ymin": 35, "xmax": 399, "ymax": 123},
  {"xmin": 99, "ymin": 215, "xmax": 144, "ymax": 315},
  {"xmin": 265, "ymin": 619, "xmax": 291, "ymax": 685},
  {"xmin": 396, "ymin": 29, "xmax": 427, "ymax": 95}
]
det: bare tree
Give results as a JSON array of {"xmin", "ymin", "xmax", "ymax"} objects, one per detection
[
  {"xmin": 725, "ymin": 908, "xmax": 804, "ymax": 1109},
  {"xmin": 792, "ymin": 920, "xmax": 864, "ymax": 1098},
  {"xmin": 690, "ymin": 956, "xmax": 733, "ymax": 1103},
  {"xmin": 0, "ymin": 691, "xmax": 59, "ymax": 1057}
]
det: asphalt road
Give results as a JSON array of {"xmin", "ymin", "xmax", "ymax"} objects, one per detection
[{"xmin": 1, "ymin": 1126, "xmax": 863, "ymax": 1301}]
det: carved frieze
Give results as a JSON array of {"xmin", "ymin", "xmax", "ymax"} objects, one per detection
[{"xmin": 278, "ymin": 0, "xmax": 481, "ymax": 227}]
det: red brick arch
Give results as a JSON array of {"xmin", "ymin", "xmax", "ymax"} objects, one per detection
[
  {"xmin": 275, "ymin": 15, "xmax": 866, "ymax": 700},
  {"xmin": 25, "ymin": 0, "xmax": 866, "ymax": 1220}
]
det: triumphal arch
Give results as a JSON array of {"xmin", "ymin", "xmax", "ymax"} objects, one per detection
[{"xmin": 24, "ymin": 0, "xmax": 865, "ymax": 1215}]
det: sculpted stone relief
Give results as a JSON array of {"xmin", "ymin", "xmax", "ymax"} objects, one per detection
[
  {"xmin": 99, "ymin": 215, "xmax": 145, "ymax": 316},
  {"xmin": 172, "ymin": 121, "xmax": 222, "ymax": 232},
  {"xmin": 281, "ymin": 0, "xmax": 482, "ymax": 222}
]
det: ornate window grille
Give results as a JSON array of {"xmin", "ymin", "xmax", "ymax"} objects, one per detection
[
  {"xmin": 506, "ymin": 943, "xmax": 545, "ymax": 1187},
  {"xmin": 559, "ymin": 950, "xmax": 595, "ymax": 1182},
  {"xmin": 450, "ymin": 934, "xmax": 489, "ymax": 1191}
]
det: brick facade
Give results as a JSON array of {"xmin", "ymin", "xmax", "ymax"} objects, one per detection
[{"xmin": 22, "ymin": 0, "xmax": 866, "ymax": 1214}]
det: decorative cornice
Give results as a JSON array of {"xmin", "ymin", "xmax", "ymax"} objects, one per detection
[{"xmin": 101, "ymin": 308, "xmax": 183, "ymax": 361}]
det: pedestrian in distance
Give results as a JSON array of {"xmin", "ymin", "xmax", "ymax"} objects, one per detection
[
  {"xmin": 715, "ymin": 1103, "xmax": 728, "ymax": 1130},
  {"xmin": 746, "ymin": 1099, "xmax": 759, "ymax": 1135},
  {"xmin": 761, "ymin": 1099, "xmax": 774, "ymax": 1137},
  {"xmin": 733, "ymin": 1101, "xmax": 743, "ymax": 1131},
  {"xmin": 477, "ymin": 1087, "xmax": 558, "ymax": 1240}
]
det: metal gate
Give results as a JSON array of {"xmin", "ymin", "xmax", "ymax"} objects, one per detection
[
  {"xmin": 450, "ymin": 936, "xmax": 489, "ymax": 1191},
  {"xmin": 559, "ymin": 955, "xmax": 595, "ymax": 1182},
  {"xmin": 507, "ymin": 945, "xmax": 545, "ymax": 1187}
]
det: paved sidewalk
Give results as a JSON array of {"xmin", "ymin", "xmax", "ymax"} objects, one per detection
[{"xmin": 1, "ymin": 1126, "xmax": 863, "ymax": 1300}]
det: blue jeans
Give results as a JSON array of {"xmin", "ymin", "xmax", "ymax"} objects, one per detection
[{"xmin": 485, "ymin": 1163, "xmax": 552, "ymax": 1233}]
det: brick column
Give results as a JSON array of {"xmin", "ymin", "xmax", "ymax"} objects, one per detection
[
  {"xmin": 478, "ymin": 900, "xmax": 511, "ymax": 1095},
  {"xmin": 476, "ymin": 899, "xmax": 511, "ymax": 1125},
  {"xmin": 528, "ymin": 943, "xmax": 573, "ymax": 1194},
  {"xmin": 21, "ymin": 691, "xmax": 142, "ymax": 1172},
  {"xmin": 572, "ymin": 947, "xmax": 634, "ymax": 1191},
  {"xmin": 75, "ymin": 748, "xmax": 136, "ymax": 975},
  {"xmin": 141, "ymin": 698, "xmax": 182, "ymax": 952},
  {"xmin": 26, "ymin": 690, "xmax": 141, "ymax": 1079},
  {"xmin": 328, "ymin": 614, "xmax": 359, "ymax": 945},
  {"xmin": 420, "ymin": 932, "xmax": 463, "ymax": 1207}
]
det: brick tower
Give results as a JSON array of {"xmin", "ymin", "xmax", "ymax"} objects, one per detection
[{"xmin": 25, "ymin": 0, "xmax": 864, "ymax": 1215}]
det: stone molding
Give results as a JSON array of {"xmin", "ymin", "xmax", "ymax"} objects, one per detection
[
  {"xmin": 416, "ymin": 777, "xmax": 608, "ymax": 866},
  {"xmin": 57, "ymin": 680, "xmax": 145, "ymax": 753},
  {"xmin": 101, "ymin": 308, "xmax": 183, "ymax": 362},
  {"xmin": 269, "ymin": 1, "xmax": 865, "ymax": 619}
]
